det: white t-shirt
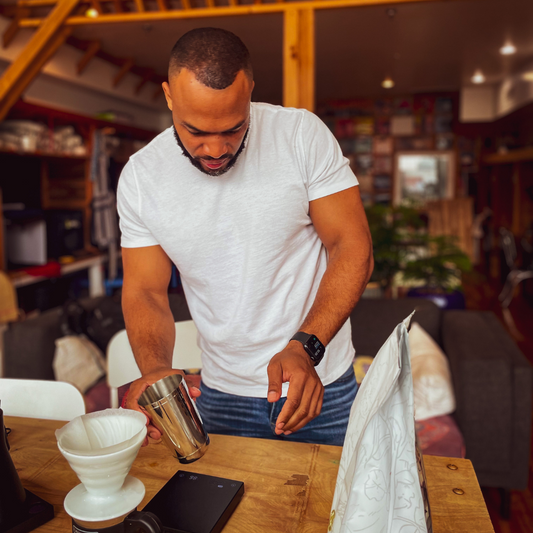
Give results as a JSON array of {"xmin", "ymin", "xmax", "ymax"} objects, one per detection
[{"xmin": 117, "ymin": 102, "xmax": 358, "ymax": 397}]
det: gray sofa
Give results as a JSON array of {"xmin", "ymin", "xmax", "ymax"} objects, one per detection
[{"xmin": 4, "ymin": 295, "xmax": 532, "ymax": 495}]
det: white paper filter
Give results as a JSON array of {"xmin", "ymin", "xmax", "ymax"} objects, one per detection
[{"xmin": 56, "ymin": 408, "xmax": 147, "ymax": 456}]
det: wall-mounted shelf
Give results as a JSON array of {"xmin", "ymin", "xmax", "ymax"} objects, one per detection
[
  {"xmin": 1, "ymin": 99, "xmax": 158, "ymax": 275},
  {"xmin": 0, "ymin": 149, "xmax": 88, "ymax": 161},
  {"xmin": 482, "ymin": 147, "xmax": 533, "ymax": 165}
]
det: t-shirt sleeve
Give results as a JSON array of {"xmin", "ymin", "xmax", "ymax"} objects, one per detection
[
  {"xmin": 117, "ymin": 159, "xmax": 159, "ymax": 248},
  {"xmin": 298, "ymin": 110, "xmax": 358, "ymax": 201}
]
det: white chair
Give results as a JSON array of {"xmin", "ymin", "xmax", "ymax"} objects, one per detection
[
  {"xmin": 107, "ymin": 320, "xmax": 202, "ymax": 408},
  {"xmin": 0, "ymin": 378, "xmax": 86, "ymax": 421}
]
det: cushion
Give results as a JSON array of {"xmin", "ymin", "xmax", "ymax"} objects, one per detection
[
  {"xmin": 415, "ymin": 415, "xmax": 465, "ymax": 458},
  {"xmin": 353, "ymin": 356, "xmax": 373, "ymax": 385},
  {"xmin": 410, "ymin": 322, "xmax": 455, "ymax": 421}
]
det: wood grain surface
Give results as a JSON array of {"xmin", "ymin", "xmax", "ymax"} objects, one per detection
[{"xmin": 5, "ymin": 416, "xmax": 494, "ymax": 533}]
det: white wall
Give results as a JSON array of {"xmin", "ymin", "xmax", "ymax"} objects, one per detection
[
  {"xmin": 460, "ymin": 85, "xmax": 497, "ymax": 123},
  {"xmin": 496, "ymin": 62, "xmax": 533, "ymax": 117},
  {"xmin": 460, "ymin": 62, "xmax": 533, "ymax": 123},
  {"xmin": 0, "ymin": 16, "xmax": 170, "ymax": 131}
]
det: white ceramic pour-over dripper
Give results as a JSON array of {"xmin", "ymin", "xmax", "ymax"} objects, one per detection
[{"xmin": 56, "ymin": 408, "xmax": 147, "ymax": 523}]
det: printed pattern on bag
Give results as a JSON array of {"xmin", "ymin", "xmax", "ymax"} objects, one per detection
[{"xmin": 330, "ymin": 313, "xmax": 432, "ymax": 533}]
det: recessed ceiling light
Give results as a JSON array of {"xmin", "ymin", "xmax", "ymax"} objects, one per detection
[
  {"xmin": 85, "ymin": 7, "xmax": 99, "ymax": 18},
  {"xmin": 500, "ymin": 42, "xmax": 517, "ymax": 55},
  {"xmin": 471, "ymin": 70, "xmax": 485, "ymax": 84},
  {"xmin": 522, "ymin": 72, "xmax": 533, "ymax": 82},
  {"xmin": 381, "ymin": 77, "xmax": 394, "ymax": 89}
]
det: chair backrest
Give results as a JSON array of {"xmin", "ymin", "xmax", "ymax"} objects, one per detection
[
  {"xmin": 0, "ymin": 378, "xmax": 86, "ymax": 421},
  {"xmin": 107, "ymin": 320, "xmax": 202, "ymax": 408},
  {"xmin": 500, "ymin": 227, "xmax": 517, "ymax": 269}
]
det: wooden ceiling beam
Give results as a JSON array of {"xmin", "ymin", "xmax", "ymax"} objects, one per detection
[
  {"xmin": 0, "ymin": 0, "xmax": 79, "ymax": 122},
  {"xmin": 135, "ymin": 67, "xmax": 155, "ymax": 94},
  {"xmin": 134, "ymin": 0, "xmax": 145, "ymax": 12},
  {"xmin": 0, "ymin": 27, "xmax": 71, "ymax": 121},
  {"xmin": 112, "ymin": 57, "xmax": 134, "ymax": 87},
  {"xmin": 18, "ymin": 0, "xmax": 456, "ymax": 25},
  {"xmin": 2, "ymin": 7, "xmax": 30, "ymax": 48},
  {"xmin": 76, "ymin": 39, "xmax": 100, "ymax": 74},
  {"xmin": 156, "ymin": 0, "xmax": 167, "ymax": 10}
]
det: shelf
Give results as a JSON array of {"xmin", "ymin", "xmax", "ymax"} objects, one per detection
[
  {"xmin": 7, "ymin": 253, "xmax": 107, "ymax": 289},
  {"xmin": 9, "ymin": 99, "xmax": 159, "ymax": 141},
  {"xmin": 45, "ymin": 200, "xmax": 91, "ymax": 209},
  {"xmin": 482, "ymin": 147, "xmax": 533, "ymax": 165},
  {"xmin": 0, "ymin": 149, "xmax": 88, "ymax": 161}
]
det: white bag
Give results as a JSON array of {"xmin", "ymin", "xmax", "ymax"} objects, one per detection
[
  {"xmin": 53, "ymin": 335, "xmax": 107, "ymax": 394},
  {"xmin": 329, "ymin": 313, "xmax": 432, "ymax": 533}
]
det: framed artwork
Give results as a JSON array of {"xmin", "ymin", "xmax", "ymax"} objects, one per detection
[
  {"xmin": 374, "ymin": 174, "xmax": 392, "ymax": 190},
  {"xmin": 373, "ymin": 136, "xmax": 393, "ymax": 155},
  {"xmin": 390, "ymin": 115, "xmax": 415, "ymax": 136},
  {"xmin": 374, "ymin": 156, "xmax": 392, "ymax": 173},
  {"xmin": 394, "ymin": 96, "xmax": 413, "ymax": 115},
  {"xmin": 393, "ymin": 151, "xmax": 455, "ymax": 205},
  {"xmin": 375, "ymin": 117, "xmax": 390, "ymax": 135},
  {"xmin": 354, "ymin": 117, "xmax": 374, "ymax": 135},
  {"xmin": 355, "ymin": 154, "xmax": 373, "ymax": 174},
  {"xmin": 354, "ymin": 136, "xmax": 373, "ymax": 153}
]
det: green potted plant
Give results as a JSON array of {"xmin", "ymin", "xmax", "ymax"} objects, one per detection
[
  {"xmin": 365, "ymin": 203, "xmax": 425, "ymax": 293},
  {"xmin": 399, "ymin": 234, "xmax": 472, "ymax": 309},
  {"xmin": 365, "ymin": 204, "xmax": 472, "ymax": 308}
]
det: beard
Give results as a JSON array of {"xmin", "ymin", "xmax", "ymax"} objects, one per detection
[{"xmin": 172, "ymin": 126, "xmax": 248, "ymax": 177}]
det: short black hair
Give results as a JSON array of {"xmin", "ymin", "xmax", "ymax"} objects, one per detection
[{"xmin": 168, "ymin": 28, "xmax": 253, "ymax": 89}]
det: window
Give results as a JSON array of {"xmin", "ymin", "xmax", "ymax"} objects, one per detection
[{"xmin": 394, "ymin": 151, "xmax": 455, "ymax": 205}]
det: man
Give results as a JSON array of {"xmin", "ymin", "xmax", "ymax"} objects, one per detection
[{"xmin": 118, "ymin": 27, "xmax": 373, "ymax": 446}]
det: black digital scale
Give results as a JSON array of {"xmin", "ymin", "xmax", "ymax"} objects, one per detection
[{"xmin": 143, "ymin": 471, "xmax": 244, "ymax": 533}]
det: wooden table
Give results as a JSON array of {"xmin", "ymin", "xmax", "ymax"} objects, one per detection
[{"xmin": 5, "ymin": 417, "xmax": 494, "ymax": 533}]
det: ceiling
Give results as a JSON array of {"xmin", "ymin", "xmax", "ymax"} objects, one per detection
[{"xmin": 40, "ymin": 0, "xmax": 533, "ymax": 104}]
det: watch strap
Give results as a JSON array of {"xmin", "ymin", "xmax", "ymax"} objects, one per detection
[
  {"xmin": 290, "ymin": 331, "xmax": 325, "ymax": 366},
  {"xmin": 291, "ymin": 331, "xmax": 312, "ymax": 344}
]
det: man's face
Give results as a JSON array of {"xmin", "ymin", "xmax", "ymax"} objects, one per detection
[{"xmin": 163, "ymin": 69, "xmax": 254, "ymax": 176}]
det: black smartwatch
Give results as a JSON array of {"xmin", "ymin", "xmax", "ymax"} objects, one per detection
[{"xmin": 290, "ymin": 332, "xmax": 325, "ymax": 366}]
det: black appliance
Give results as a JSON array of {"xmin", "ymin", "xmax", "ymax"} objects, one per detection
[
  {"xmin": 46, "ymin": 210, "xmax": 84, "ymax": 259},
  {"xmin": 0, "ymin": 405, "xmax": 54, "ymax": 533},
  {"xmin": 143, "ymin": 471, "xmax": 244, "ymax": 533}
]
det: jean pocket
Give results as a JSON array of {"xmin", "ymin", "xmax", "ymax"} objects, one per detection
[{"xmin": 269, "ymin": 399, "xmax": 285, "ymax": 433}]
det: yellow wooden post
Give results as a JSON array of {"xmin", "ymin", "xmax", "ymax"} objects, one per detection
[
  {"xmin": 299, "ymin": 8, "xmax": 314, "ymax": 111},
  {"xmin": 283, "ymin": 7, "xmax": 315, "ymax": 112},
  {"xmin": 0, "ymin": 0, "xmax": 79, "ymax": 122}
]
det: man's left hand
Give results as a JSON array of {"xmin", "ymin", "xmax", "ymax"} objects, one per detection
[{"xmin": 267, "ymin": 341, "xmax": 324, "ymax": 435}]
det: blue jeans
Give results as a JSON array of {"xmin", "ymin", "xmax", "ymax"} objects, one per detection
[{"xmin": 196, "ymin": 365, "xmax": 358, "ymax": 447}]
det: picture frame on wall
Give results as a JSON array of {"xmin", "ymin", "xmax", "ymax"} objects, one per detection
[{"xmin": 393, "ymin": 151, "xmax": 455, "ymax": 205}]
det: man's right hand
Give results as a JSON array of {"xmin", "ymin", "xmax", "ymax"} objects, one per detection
[{"xmin": 125, "ymin": 368, "xmax": 201, "ymax": 446}]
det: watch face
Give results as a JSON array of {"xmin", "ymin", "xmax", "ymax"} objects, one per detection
[
  {"xmin": 305, "ymin": 335, "xmax": 325, "ymax": 362},
  {"xmin": 291, "ymin": 331, "xmax": 325, "ymax": 366}
]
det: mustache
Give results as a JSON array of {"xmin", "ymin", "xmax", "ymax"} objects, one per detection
[
  {"xmin": 172, "ymin": 125, "xmax": 248, "ymax": 177},
  {"xmin": 199, "ymin": 154, "xmax": 231, "ymax": 162}
]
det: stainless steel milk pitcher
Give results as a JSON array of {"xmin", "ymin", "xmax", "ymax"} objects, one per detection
[{"xmin": 138, "ymin": 374, "xmax": 209, "ymax": 464}]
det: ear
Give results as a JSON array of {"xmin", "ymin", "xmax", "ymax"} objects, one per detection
[{"xmin": 162, "ymin": 82, "xmax": 173, "ymax": 111}]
